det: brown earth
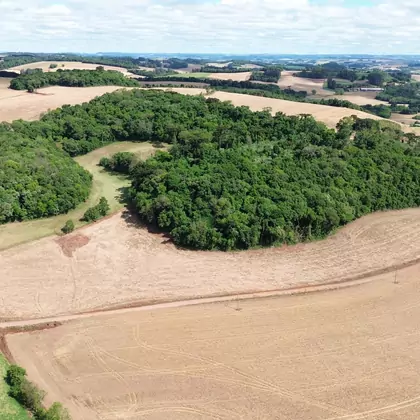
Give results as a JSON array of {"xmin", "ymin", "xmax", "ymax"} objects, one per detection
[
  {"xmin": 7, "ymin": 264, "xmax": 420, "ymax": 419},
  {"xmin": 2, "ymin": 207, "xmax": 420, "ymax": 321}
]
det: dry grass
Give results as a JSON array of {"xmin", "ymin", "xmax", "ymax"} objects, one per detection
[
  {"xmin": 9, "ymin": 61, "xmax": 134, "ymax": 75},
  {"xmin": 7, "ymin": 264, "xmax": 420, "ymax": 419},
  {"xmin": 0, "ymin": 85, "xmax": 128, "ymax": 122},
  {"xmin": 278, "ymin": 70, "xmax": 330, "ymax": 96},
  {"xmin": 0, "ymin": 141, "xmax": 159, "ymax": 250},
  {"xmin": 2, "ymin": 207, "xmax": 420, "ymax": 320},
  {"xmin": 208, "ymin": 72, "xmax": 252, "ymax": 81},
  {"xmin": 328, "ymin": 92, "xmax": 388, "ymax": 106}
]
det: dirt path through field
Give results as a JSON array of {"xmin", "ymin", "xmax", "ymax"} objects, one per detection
[
  {"xmin": 2, "ymin": 207, "xmax": 420, "ymax": 320},
  {"xmin": 7, "ymin": 262, "xmax": 420, "ymax": 419}
]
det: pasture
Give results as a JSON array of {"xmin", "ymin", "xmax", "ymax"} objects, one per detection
[
  {"xmin": 0, "ymin": 141, "xmax": 159, "ymax": 250},
  {"xmin": 1, "ymin": 207, "xmax": 420, "ymax": 320},
  {"xmin": 7, "ymin": 266, "xmax": 420, "ymax": 419}
]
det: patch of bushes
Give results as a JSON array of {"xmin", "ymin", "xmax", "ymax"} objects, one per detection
[
  {"xmin": 61, "ymin": 220, "xmax": 75, "ymax": 234},
  {"xmin": 6, "ymin": 364, "xmax": 71, "ymax": 419},
  {"xmin": 82, "ymin": 197, "xmax": 110, "ymax": 222},
  {"xmin": 99, "ymin": 152, "xmax": 136, "ymax": 174}
]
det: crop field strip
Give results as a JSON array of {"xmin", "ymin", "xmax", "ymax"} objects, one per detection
[{"xmin": 6, "ymin": 265, "xmax": 420, "ymax": 419}]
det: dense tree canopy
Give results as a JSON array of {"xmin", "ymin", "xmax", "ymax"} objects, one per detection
[
  {"xmin": 3, "ymin": 89, "xmax": 420, "ymax": 251},
  {"xmin": 0, "ymin": 131, "xmax": 91, "ymax": 223},
  {"xmin": 10, "ymin": 69, "xmax": 139, "ymax": 91}
]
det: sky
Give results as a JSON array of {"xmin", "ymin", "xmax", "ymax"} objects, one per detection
[{"xmin": 1, "ymin": 0, "xmax": 420, "ymax": 54}]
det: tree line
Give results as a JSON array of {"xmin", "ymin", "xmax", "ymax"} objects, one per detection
[
  {"xmin": 250, "ymin": 67, "xmax": 282, "ymax": 83},
  {"xmin": 10, "ymin": 68, "xmax": 139, "ymax": 91},
  {"xmin": 6, "ymin": 364, "xmax": 71, "ymax": 419}
]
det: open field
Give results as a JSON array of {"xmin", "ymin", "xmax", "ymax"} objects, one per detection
[
  {"xmin": 9, "ymin": 61, "xmax": 135, "ymax": 76},
  {"xmin": 167, "ymin": 72, "xmax": 211, "ymax": 79},
  {"xmin": 208, "ymin": 71, "xmax": 252, "ymax": 81},
  {"xmin": 0, "ymin": 354, "xmax": 29, "ymax": 420},
  {"xmin": 7, "ymin": 265, "xmax": 420, "ymax": 419},
  {"xmin": 278, "ymin": 70, "xmax": 330, "ymax": 96},
  {"xmin": 0, "ymin": 141, "xmax": 159, "ymax": 250},
  {"xmin": 2, "ymin": 206, "xmax": 420, "ymax": 320},
  {"xmin": 0, "ymin": 85, "xmax": 128, "ymax": 122},
  {"xmin": 411, "ymin": 74, "xmax": 420, "ymax": 82},
  {"xmin": 328, "ymin": 92, "xmax": 388, "ymax": 106}
]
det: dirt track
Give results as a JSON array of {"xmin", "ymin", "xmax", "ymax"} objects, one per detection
[
  {"xmin": 2, "ymin": 208, "xmax": 420, "ymax": 321},
  {"xmin": 7, "ymin": 264, "xmax": 420, "ymax": 419}
]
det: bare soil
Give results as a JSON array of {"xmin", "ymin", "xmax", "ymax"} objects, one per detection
[
  {"xmin": 7, "ymin": 264, "xmax": 420, "ymax": 419},
  {"xmin": 2, "ymin": 208, "xmax": 420, "ymax": 320}
]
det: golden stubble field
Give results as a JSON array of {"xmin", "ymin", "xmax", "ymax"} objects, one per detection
[
  {"xmin": 9, "ymin": 61, "xmax": 134, "ymax": 75},
  {"xmin": 2, "ymin": 207, "xmax": 420, "ymax": 321},
  {"xmin": 7, "ymin": 263, "xmax": 420, "ymax": 419},
  {"xmin": 0, "ymin": 85, "xmax": 128, "ymax": 122}
]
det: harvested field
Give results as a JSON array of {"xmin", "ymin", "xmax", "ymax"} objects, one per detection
[
  {"xmin": 278, "ymin": 70, "xmax": 330, "ymax": 96},
  {"xmin": 0, "ymin": 85, "xmax": 128, "ymax": 122},
  {"xmin": 411, "ymin": 74, "xmax": 420, "ymax": 82},
  {"xmin": 7, "ymin": 265, "xmax": 420, "ymax": 419},
  {"xmin": 209, "ymin": 71, "xmax": 251, "ymax": 81},
  {"xmin": 2, "ymin": 207, "xmax": 420, "ymax": 320},
  {"xmin": 0, "ymin": 141, "xmax": 159, "ymax": 250},
  {"xmin": 328, "ymin": 92, "xmax": 388, "ymax": 106},
  {"xmin": 9, "ymin": 61, "xmax": 134, "ymax": 76}
]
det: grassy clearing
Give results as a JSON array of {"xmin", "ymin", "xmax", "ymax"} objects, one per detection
[
  {"xmin": 0, "ymin": 355, "xmax": 29, "ymax": 420},
  {"xmin": 0, "ymin": 141, "xmax": 161, "ymax": 250}
]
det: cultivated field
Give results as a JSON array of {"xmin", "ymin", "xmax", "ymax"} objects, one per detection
[
  {"xmin": 7, "ymin": 266, "xmax": 420, "ymax": 419},
  {"xmin": 0, "ymin": 85, "xmax": 127, "ymax": 122},
  {"xmin": 278, "ymin": 70, "xmax": 330, "ymax": 96},
  {"xmin": 208, "ymin": 71, "xmax": 252, "ymax": 81},
  {"xmin": 9, "ymin": 61, "xmax": 134, "ymax": 75},
  {"xmin": 2, "ymin": 207, "xmax": 420, "ymax": 320},
  {"xmin": 0, "ymin": 141, "xmax": 159, "ymax": 250},
  {"xmin": 328, "ymin": 92, "xmax": 388, "ymax": 106}
]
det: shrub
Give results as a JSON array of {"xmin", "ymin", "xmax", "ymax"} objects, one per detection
[
  {"xmin": 49, "ymin": 64, "xmax": 58, "ymax": 69},
  {"xmin": 82, "ymin": 197, "xmax": 110, "ymax": 222},
  {"xmin": 61, "ymin": 220, "xmax": 75, "ymax": 234}
]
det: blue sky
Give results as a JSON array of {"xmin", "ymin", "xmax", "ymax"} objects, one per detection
[{"xmin": 1, "ymin": 0, "xmax": 418, "ymax": 54}]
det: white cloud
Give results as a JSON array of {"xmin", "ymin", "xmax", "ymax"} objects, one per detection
[{"xmin": 0, "ymin": 0, "xmax": 419, "ymax": 54}]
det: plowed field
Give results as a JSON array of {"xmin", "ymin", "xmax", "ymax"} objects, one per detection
[
  {"xmin": 2, "ymin": 207, "xmax": 420, "ymax": 320},
  {"xmin": 7, "ymin": 263, "xmax": 420, "ymax": 419}
]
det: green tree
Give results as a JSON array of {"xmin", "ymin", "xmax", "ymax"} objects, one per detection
[
  {"xmin": 61, "ymin": 220, "xmax": 75, "ymax": 234},
  {"xmin": 368, "ymin": 70, "xmax": 386, "ymax": 87}
]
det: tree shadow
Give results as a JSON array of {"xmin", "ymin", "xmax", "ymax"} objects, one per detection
[
  {"xmin": 120, "ymin": 209, "xmax": 173, "ymax": 243},
  {"xmin": 115, "ymin": 186, "xmax": 131, "ymax": 206}
]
